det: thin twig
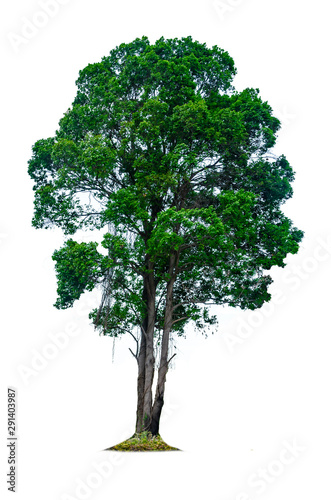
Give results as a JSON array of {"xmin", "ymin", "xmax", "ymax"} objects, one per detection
[
  {"xmin": 167, "ymin": 353, "xmax": 177, "ymax": 365},
  {"xmin": 128, "ymin": 348, "xmax": 138, "ymax": 362}
]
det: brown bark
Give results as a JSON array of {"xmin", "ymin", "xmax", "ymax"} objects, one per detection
[
  {"xmin": 150, "ymin": 254, "xmax": 176, "ymax": 436},
  {"xmin": 149, "ymin": 325, "xmax": 171, "ymax": 436},
  {"xmin": 135, "ymin": 251, "xmax": 179, "ymax": 436},
  {"xmin": 141, "ymin": 271, "xmax": 156, "ymax": 430},
  {"xmin": 135, "ymin": 257, "xmax": 157, "ymax": 434},
  {"xmin": 135, "ymin": 318, "xmax": 147, "ymax": 434}
]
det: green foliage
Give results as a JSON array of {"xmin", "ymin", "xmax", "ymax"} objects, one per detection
[
  {"xmin": 52, "ymin": 239, "xmax": 108, "ymax": 309},
  {"xmin": 28, "ymin": 36, "xmax": 303, "ymax": 338},
  {"xmin": 109, "ymin": 432, "xmax": 180, "ymax": 451}
]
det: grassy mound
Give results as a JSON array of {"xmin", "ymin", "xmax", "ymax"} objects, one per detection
[{"xmin": 107, "ymin": 432, "xmax": 180, "ymax": 451}]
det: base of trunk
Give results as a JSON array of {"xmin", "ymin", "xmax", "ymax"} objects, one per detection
[{"xmin": 105, "ymin": 432, "xmax": 181, "ymax": 451}]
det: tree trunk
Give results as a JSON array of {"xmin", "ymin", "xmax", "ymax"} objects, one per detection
[
  {"xmin": 150, "ymin": 256, "xmax": 176, "ymax": 436},
  {"xmin": 141, "ymin": 297, "xmax": 156, "ymax": 431},
  {"xmin": 150, "ymin": 324, "xmax": 171, "ymax": 435},
  {"xmin": 135, "ymin": 322, "xmax": 147, "ymax": 434},
  {"xmin": 135, "ymin": 267, "xmax": 156, "ymax": 434}
]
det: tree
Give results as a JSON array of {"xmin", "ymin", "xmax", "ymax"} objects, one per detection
[{"xmin": 28, "ymin": 36, "xmax": 303, "ymax": 439}]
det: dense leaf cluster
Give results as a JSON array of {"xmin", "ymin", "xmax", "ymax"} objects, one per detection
[{"xmin": 28, "ymin": 36, "xmax": 303, "ymax": 337}]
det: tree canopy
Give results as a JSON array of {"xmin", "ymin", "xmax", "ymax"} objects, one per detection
[{"xmin": 28, "ymin": 36, "xmax": 303, "ymax": 434}]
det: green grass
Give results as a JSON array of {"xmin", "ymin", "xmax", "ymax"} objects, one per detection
[{"xmin": 106, "ymin": 431, "xmax": 181, "ymax": 451}]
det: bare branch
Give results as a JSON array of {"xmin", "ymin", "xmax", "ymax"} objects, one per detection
[
  {"xmin": 158, "ymin": 353, "xmax": 177, "ymax": 372},
  {"xmin": 140, "ymin": 323, "xmax": 147, "ymax": 340},
  {"xmin": 189, "ymin": 157, "xmax": 222, "ymax": 180},
  {"xmin": 128, "ymin": 347, "xmax": 138, "ymax": 363},
  {"xmin": 128, "ymin": 330, "xmax": 138, "ymax": 345},
  {"xmin": 167, "ymin": 353, "xmax": 176, "ymax": 365},
  {"xmin": 171, "ymin": 316, "xmax": 188, "ymax": 326}
]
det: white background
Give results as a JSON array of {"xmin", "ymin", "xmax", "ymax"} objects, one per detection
[{"xmin": 1, "ymin": 1, "xmax": 330, "ymax": 499}]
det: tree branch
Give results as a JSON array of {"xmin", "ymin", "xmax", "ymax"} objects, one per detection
[
  {"xmin": 128, "ymin": 347, "xmax": 138, "ymax": 362},
  {"xmin": 167, "ymin": 353, "xmax": 176, "ymax": 365},
  {"xmin": 128, "ymin": 330, "xmax": 138, "ymax": 345},
  {"xmin": 171, "ymin": 316, "xmax": 188, "ymax": 326}
]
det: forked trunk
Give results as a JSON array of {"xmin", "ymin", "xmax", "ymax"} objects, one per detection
[
  {"xmin": 135, "ymin": 269, "xmax": 156, "ymax": 434},
  {"xmin": 150, "ymin": 325, "xmax": 171, "ymax": 435},
  {"xmin": 142, "ymin": 322, "xmax": 155, "ymax": 430},
  {"xmin": 135, "ymin": 254, "xmax": 176, "ymax": 436},
  {"xmin": 135, "ymin": 323, "xmax": 146, "ymax": 434},
  {"xmin": 150, "ymin": 261, "xmax": 175, "ymax": 436}
]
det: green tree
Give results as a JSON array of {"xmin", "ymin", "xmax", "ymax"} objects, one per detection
[{"xmin": 28, "ymin": 36, "xmax": 303, "ymax": 438}]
